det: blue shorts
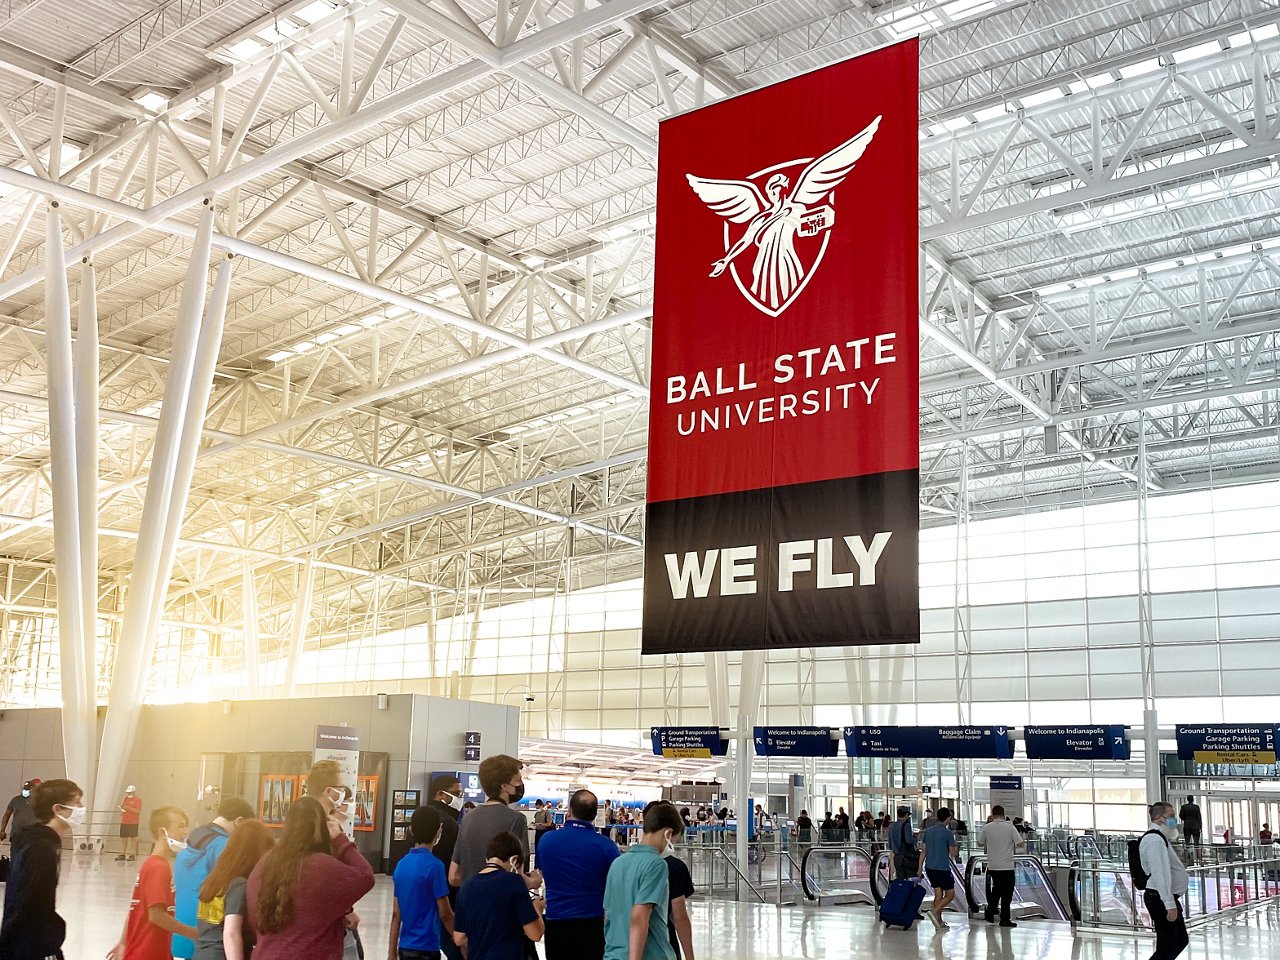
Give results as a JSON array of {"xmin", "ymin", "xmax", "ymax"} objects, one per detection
[{"xmin": 926, "ymin": 868, "xmax": 954, "ymax": 891}]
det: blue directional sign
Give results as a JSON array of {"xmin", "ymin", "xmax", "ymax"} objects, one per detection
[
  {"xmin": 1176, "ymin": 724, "xmax": 1280, "ymax": 764},
  {"xmin": 1023, "ymin": 725, "xmax": 1130, "ymax": 761},
  {"xmin": 651, "ymin": 726, "xmax": 729, "ymax": 758},
  {"xmin": 842, "ymin": 725, "xmax": 1012, "ymax": 759},
  {"xmin": 753, "ymin": 726, "xmax": 839, "ymax": 757}
]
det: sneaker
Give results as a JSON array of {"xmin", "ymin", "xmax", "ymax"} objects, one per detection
[
  {"xmin": 126, "ymin": 855, "xmax": 135, "ymax": 861},
  {"xmin": 983, "ymin": 912, "xmax": 994, "ymax": 923},
  {"xmin": 999, "ymin": 921, "xmax": 1017, "ymax": 928},
  {"xmin": 114, "ymin": 855, "xmax": 125, "ymax": 862}
]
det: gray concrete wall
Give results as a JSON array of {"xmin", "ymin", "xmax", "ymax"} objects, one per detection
[{"xmin": 0, "ymin": 695, "xmax": 519, "ymax": 855}]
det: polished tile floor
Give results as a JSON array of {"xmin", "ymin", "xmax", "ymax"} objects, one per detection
[{"xmin": 18, "ymin": 852, "xmax": 1280, "ymax": 958}]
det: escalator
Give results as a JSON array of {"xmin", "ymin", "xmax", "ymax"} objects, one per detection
[
  {"xmin": 866, "ymin": 850, "xmax": 972, "ymax": 915},
  {"xmin": 964, "ymin": 854, "xmax": 1074, "ymax": 922},
  {"xmin": 799, "ymin": 844, "xmax": 877, "ymax": 905}
]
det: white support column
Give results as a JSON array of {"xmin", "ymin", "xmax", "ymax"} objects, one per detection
[
  {"xmin": 284, "ymin": 557, "xmax": 315, "ymax": 697},
  {"xmin": 241, "ymin": 563, "xmax": 260, "ymax": 699},
  {"xmin": 733, "ymin": 709, "xmax": 752, "ymax": 902},
  {"xmin": 733, "ymin": 650, "xmax": 766, "ymax": 899},
  {"xmin": 93, "ymin": 202, "xmax": 216, "ymax": 814},
  {"xmin": 75, "ymin": 258, "xmax": 99, "ymax": 802},
  {"xmin": 145, "ymin": 257, "xmax": 235, "ymax": 646},
  {"xmin": 1144, "ymin": 708, "xmax": 1162, "ymax": 805},
  {"xmin": 1137, "ymin": 412, "xmax": 1162, "ymax": 803},
  {"xmin": 45, "ymin": 204, "xmax": 94, "ymax": 791}
]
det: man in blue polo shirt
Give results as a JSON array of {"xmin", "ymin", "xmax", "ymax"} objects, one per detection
[
  {"xmin": 391, "ymin": 806, "xmax": 454, "ymax": 960},
  {"xmin": 537, "ymin": 789, "xmax": 621, "ymax": 960}
]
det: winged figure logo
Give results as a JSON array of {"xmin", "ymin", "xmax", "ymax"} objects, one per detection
[{"xmin": 686, "ymin": 116, "xmax": 881, "ymax": 317}]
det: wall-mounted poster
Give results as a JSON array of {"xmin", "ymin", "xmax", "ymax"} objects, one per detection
[
  {"xmin": 258, "ymin": 775, "xmax": 299, "ymax": 827},
  {"xmin": 354, "ymin": 774, "xmax": 379, "ymax": 832}
]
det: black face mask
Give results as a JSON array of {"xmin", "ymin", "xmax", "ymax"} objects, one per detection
[{"xmin": 507, "ymin": 782, "xmax": 526, "ymax": 804}]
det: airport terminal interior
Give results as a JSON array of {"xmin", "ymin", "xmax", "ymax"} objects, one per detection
[{"xmin": 6, "ymin": 0, "xmax": 1280, "ymax": 957}]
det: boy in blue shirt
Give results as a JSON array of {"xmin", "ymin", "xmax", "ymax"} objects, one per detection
[
  {"xmin": 918, "ymin": 806, "xmax": 959, "ymax": 929},
  {"xmin": 391, "ymin": 807, "xmax": 454, "ymax": 960}
]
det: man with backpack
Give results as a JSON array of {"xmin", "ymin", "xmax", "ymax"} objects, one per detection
[
  {"xmin": 171, "ymin": 795, "xmax": 255, "ymax": 959},
  {"xmin": 1134, "ymin": 801, "xmax": 1189, "ymax": 960},
  {"xmin": 887, "ymin": 806, "xmax": 918, "ymax": 880}
]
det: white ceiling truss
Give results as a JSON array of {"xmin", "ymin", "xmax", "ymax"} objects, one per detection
[{"xmin": 0, "ymin": 0, "xmax": 1276, "ymax": 672}]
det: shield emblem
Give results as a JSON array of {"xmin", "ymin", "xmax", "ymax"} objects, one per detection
[
  {"xmin": 686, "ymin": 117, "xmax": 880, "ymax": 319},
  {"xmin": 723, "ymin": 158, "xmax": 836, "ymax": 318}
]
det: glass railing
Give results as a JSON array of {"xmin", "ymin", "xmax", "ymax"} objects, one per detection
[{"xmin": 1075, "ymin": 851, "xmax": 1280, "ymax": 932}]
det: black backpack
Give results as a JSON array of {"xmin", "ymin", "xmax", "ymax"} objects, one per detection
[{"xmin": 1128, "ymin": 829, "xmax": 1168, "ymax": 890}]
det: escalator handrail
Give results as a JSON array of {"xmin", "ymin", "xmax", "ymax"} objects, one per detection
[
  {"xmin": 798, "ymin": 843, "xmax": 877, "ymax": 902},
  {"xmin": 963, "ymin": 854, "xmax": 983, "ymax": 914},
  {"xmin": 1067, "ymin": 860, "xmax": 1083, "ymax": 922},
  {"xmin": 869, "ymin": 849, "xmax": 891, "ymax": 906}
]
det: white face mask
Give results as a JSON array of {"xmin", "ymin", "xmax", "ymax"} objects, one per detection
[
  {"xmin": 325, "ymin": 788, "xmax": 352, "ymax": 822},
  {"xmin": 56, "ymin": 804, "xmax": 86, "ymax": 827},
  {"xmin": 161, "ymin": 829, "xmax": 188, "ymax": 853},
  {"xmin": 441, "ymin": 792, "xmax": 462, "ymax": 810},
  {"xmin": 21, "ymin": 790, "xmax": 30, "ymax": 798}
]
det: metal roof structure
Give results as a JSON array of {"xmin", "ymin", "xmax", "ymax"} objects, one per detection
[{"xmin": 0, "ymin": 0, "xmax": 1279, "ymax": 723}]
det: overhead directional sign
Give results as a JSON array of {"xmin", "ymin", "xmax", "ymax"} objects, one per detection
[
  {"xmin": 842, "ymin": 725, "xmax": 1012, "ymax": 759},
  {"xmin": 753, "ymin": 726, "xmax": 839, "ymax": 757},
  {"xmin": 651, "ymin": 726, "xmax": 729, "ymax": 758},
  {"xmin": 1176, "ymin": 724, "xmax": 1280, "ymax": 764},
  {"xmin": 1024, "ymin": 725, "xmax": 1130, "ymax": 761}
]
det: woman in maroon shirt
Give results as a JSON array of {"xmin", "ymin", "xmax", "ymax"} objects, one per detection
[{"xmin": 247, "ymin": 797, "xmax": 373, "ymax": 960}]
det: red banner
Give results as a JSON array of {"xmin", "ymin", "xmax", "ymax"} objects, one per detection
[{"xmin": 643, "ymin": 41, "xmax": 920, "ymax": 655}]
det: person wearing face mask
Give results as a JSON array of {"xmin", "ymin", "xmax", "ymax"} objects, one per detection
[
  {"xmin": 389, "ymin": 806, "xmax": 454, "ymax": 960},
  {"xmin": 172, "ymin": 796, "xmax": 257, "ymax": 959},
  {"xmin": 426, "ymin": 776, "xmax": 465, "ymax": 960},
  {"xmin": 602, "ymin": 802, "xmax": 684, "ymax": 960},
  {"xmin": 538, "ymin": 790, "xmax": 621, "ymax": 960},
  {"xmin": 0, "ymin": 777, "xmax": 41, "ymax": 843},
  {"xmin": 449, "ymin": 755, "xmax": 542, "ymax": 892},
  {"xmin": 642, "ymin": 801, "xmax": 696, "ymax": 960},
  {"xmin": 0, "ymin": 778, "xmax": 81, "ymax": 960},
  {"xmin": 1138, "ymin": 801, "xmax": 1190, "ymax": 960},
  {"xmin": 306, "ymin": 759, "xmax": 366, "ymax": 956},
  {"xmin": 247, "ymin": 796, "xmax": 375, "ymax": 960},
  {"xmin": 108, "ymin": 806, "xmax": 199, "ymax": 960},
  {"xmin": 452, "ymin": 832, "xmax": 545, "ymax": 960}
]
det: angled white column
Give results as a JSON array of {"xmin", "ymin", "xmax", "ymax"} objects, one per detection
[
  {"xmin": 93, "ymin": 203, "xmax": 216, "ymax": 814},
  {"xmin": 74, "ymin": 258, "xmax": 99, "ymax": 803},
  {"xmin": 145, "ymin": 257, "xmax": 235, "ymax": 646},
  {"xmin": 283, "ymin": 557, "xmax": 316, "ymax": 697},
  {"xmin": 241, "ymin": 564, "xmax": 260, "ymax": 699},
  {"xmin": 45, "ymin": 204, "xmax": 94, "ymax": 792}
]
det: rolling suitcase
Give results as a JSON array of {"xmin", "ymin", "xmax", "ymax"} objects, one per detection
[{"xmin": 880, "ymin": 877, "xmax": 927, "ymax": 930}]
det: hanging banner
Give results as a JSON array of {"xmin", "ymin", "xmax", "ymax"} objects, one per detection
[
  {"xmin": 1023, "ymin": 725, "xmax": 1130, "ymax": 760},
  {"xmin": 843, "ymin": 725, "xmax": 1012, "ymax": 759},
  {"xmin": 643, "ymin": 40, "xmax": 920, "ymax": 654}
]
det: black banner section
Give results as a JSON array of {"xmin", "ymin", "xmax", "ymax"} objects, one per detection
[{"xmin": 642, "ymin": 470, "xmax": 919, "ymax": 654}]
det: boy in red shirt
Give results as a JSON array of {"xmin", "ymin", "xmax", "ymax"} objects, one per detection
[{"xmin": 108, "ymin": 805, "xmax": 197, "ymax": 960}]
